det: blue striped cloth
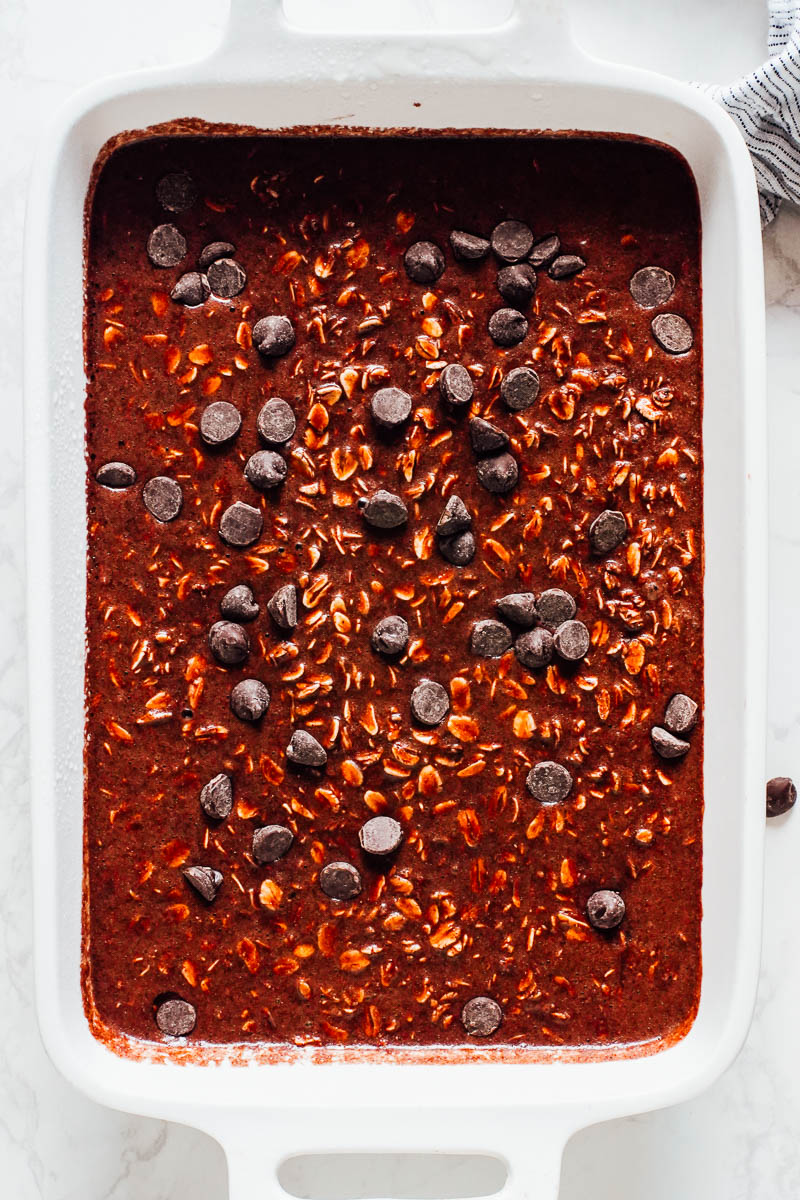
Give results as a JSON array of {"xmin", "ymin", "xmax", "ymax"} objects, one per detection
[{"xmin": 697, "ymin": 0, "xmax": 800, "ymax": 225}]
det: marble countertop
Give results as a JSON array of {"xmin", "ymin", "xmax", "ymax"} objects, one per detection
[{"xmin": 3, "ymin": 1, "xmax": 799, "ymax": 1196}]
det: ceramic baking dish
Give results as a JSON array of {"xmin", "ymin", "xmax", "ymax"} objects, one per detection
[{"xmin": 24, "ymin": 1, "xmax": 766, "ymax": 1195}]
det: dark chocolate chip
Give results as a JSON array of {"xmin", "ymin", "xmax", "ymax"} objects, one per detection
[
  {"xmin": 143, "ymin": 476, "xmax": 182, "ymax": 522},
  {"xmin": 587, "ymin": 889, "xmax": 625, "ymax": 930},
  {"xmin": 404, "ymin": 240, "xmax": 445, "ymax": 283},
  {"xmin": 362, "ymin": 489, "xmax": 408, "ymax": 530},
  {"xmin": 208, "ymin": 620, "xmax": 250, "ymax": 666},
  {"xmin": 589, "ymin": 509, "xmax": 627, "ymax": 555},
  {"xmin": 651, "ymin": 312, "xmax": 693, "ymax": 354},
  {"xmin": 450, "ymin": 230, "xmax": 490, "ymax": 262},
  {"xmin": 491, "ymin": 220, "xmax": 534, "ymax": 264},
  {"xmin": 359, "ymin": 815, "xmax": 403, "ymax": 856},
  {"xmin": 410, "ymin": 679, "xmax": 450, "ymax": 726},
  {"xmin": 245, "ymin": 450, "xmax": 288, "ymax": 490},
  {"xmin": 470, "ymin": 417, "xmax": 509, "ymax": 455},
  {"xmin": 183, "ymin": 865, "xmax": 223, "ymax": 902},
  {"xmin": 651, "ymin": 726, "xmax": 691, "ymax": 759},
  {"xmin": 207, "ymin": 257, "xmax": 247, "ymax": 299},
  {"xmin": 514, "ymin": 627, "xmax": 553, "ymax": 669},
  {"xmin": 537, "ymin": 588, "xmax": 576, "ymax": 630},
  {"xmin": 496, "ymin": 592, "xmax": 537, "ymax": 627},
  {"xmin": 371, "ymin": 615, "xmax": 410, "ymax": 656},
  {"xmin": 488, "ymin": 308, "xmax": 528, "ymax": 347},
  {"xmin": 497, "ymin": 263, "xmax": 537, "ymax": 307},
  {"xmin": 156, "ymin": 171, "xmax": 196, "ymax": 213},
  {"xmin": 767, "ymin": 776, "xmax": 797, "ymax": 818},
  {"xmin": 500, "ymin": 365, "xmax": 540, "ymax": 411},
  {"xmin": 267, "ymin": 583, "xmax": 298, "ymax": 630},
  {"xmin": 155, "ymin": 997, "xmax": 196, "ymax": 1037},
  {"xmin": 146, "ymin": 223, "xmax": 187, "ymax": 268},
  {"xmin": 200, "ymin": 400, "xmax": 242, "ymax": 446},
  {"xmin": 319, "ymin": 861, "xmax": 362, "ymax": 901},
  {"xmin": 221, "ymin": 584, "xmax": 259, "ymax": 622},
  {"xmin": 252, "ymin": 824, "xmax": 294, "ymax": 864},
  {"xmin": 287, "ymin": 729, "xmax": 327, "ymax": 767},
  {"xmin": 549, "ymin": 254, "xmax": 586, "ymax": 279},
  {"xmin": 629, "ymin": 266, "xmax": 675, "ymax": 308},
  {"xmin": 553, "ymin": 619, "xmax": 590, "ymax": 662},
  {"xmin": 371, "ymin": 386, "xmax": 412, "ymax": 431},
  {"xmin": 170, "ymin": 272, "xmax": 210, "ymax": 307},
  {"xmin": 438, "ymin": 529, "xmax": 475, "ymax": 565},
  {"xmin": 461, "ymin": 995, "xmax": 502, "ymax": 1037},
  {"xmin": 198, "ymin": 241, "xmax": 236, "ymax": 270},
  {"xmin": 257, "ymin": 397, "xmax": 296, "ymax": 445},
  {"xmin": 436, "ymin": 494, "xmax": 472, "ymax": 538},
  {"xmin": 528, "ymin": 234, "xmax": 560, "ymax": 268},
  {"xmin": 664, "ymin": 693, "xmax": 698, "ymax": 736},
  {"xmin": 230, "ymin": 678, "xmax": 270, "ymax": 722},
  {"xmin": 476, "ymin": 452, "xmax": 519, "ymax": 494},
  {"xmin": 96, "ymin": 461, "xmax": 136, "ymax": 488},
  {"xmin": 439, "ymin": 363, "xmax": 474, "ymax": 408},
  {"xmin": 199, "ymin": 772, "xmax": 233, "ymax": 820},
  {"xmin": 253, "ymin": 315, "xmax": 295, "ymax": 359},
  {"xmin": 470, "ymin": 619, "xmax": 512, "ymax": 658},
  {"xmin": 526, "ymin": 760, "xmax": 573, "ymax": 803},
  {"xmin": 219, "ymin": 501, "xmax": 263, "ymax": 548}
]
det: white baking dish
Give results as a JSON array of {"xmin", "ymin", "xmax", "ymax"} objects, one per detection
[{"xmin": 24, "ymin": 1, "xmax": 767, "ymax": 1195}]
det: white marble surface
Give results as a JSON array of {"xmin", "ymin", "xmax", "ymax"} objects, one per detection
[{"xmin": 2, "ymin": 1, "xmax": 800, "ymax": 1196}]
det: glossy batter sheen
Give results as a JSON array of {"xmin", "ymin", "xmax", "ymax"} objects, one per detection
[{"xmin": 84, "ymin": 132, "xmax": 703, "ymax": 1051}]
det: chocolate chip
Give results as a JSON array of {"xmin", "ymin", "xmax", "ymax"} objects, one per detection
[
  {"xmin": 362, "ymin": 489, "xmax": 408, "ymax": 530},
  {"xmin": 207, "ymin": 257, "xmax": 247, "ymax": 299},
  {"xmin": 767, "ymin": 776, "xmax": 797, "ymax": 818},
  {"xmin": 488, "ymin": 308, "xmax": 528, "ymax": 347},
  {"xmin": 470, "ymin": 417, "xmax": 509, "ymax": 455},
  {"xmin": 252, "ymin": 824, "xmax": 294, "ymax": 864},
  {"xmin": 651, "ymin": 312, "xmax": 693, "ymax": 354},
  {"xmin": 200, "ymin": 400, "xmax": 242, "ymax": 446},
  {"xmin": 156, "ymin": 171, "xmax": 196, "ymax": 213},
  {"xmin": 230, "ymin": 678, "xmax": 270, "ymax": 722},
  {"xmin": 267, "ymin": 583, "xmax": 298, "ymax": 630},
  {"xmin": 491, "ymin": 220, "xmax": 534, "ymax": 264},
  {"xmin": 371, "ymin": 386, "xmax": 412, "ymax": 431},
  {"xmin": 589, "ymin": 509, "xmax": 627, "ymax": 555},
  {"xmin": 319, "ymin": 861, "xmax": 362, "ymax": 901},
  {"xmin": 439, "ymin": 529, "xmax": 475, "ymax": 565},
  {"xmin": 528, "ymin": 234, "xmax": 560, "ymax": 267},
  {"xmin": 371, "ymin": 615, "xmax": 410, "ymax": 656},
  {"xmin": 287, "ymin": 729, "xmax": 327, "ymax": 767},
  {"xmin": 496, "ymin": 592, "xmax": 537, "ymax": 627},
  {"xmin": 257, "ymin": 397, "xmax": 296, "ymax": 445},
  {"xmin": 96, "ymin": 461, "xmax": 136, "ymax": 488},
  {"xmin": 221, "ymin": 584, "xmax": 259, "ymax": 622},
  {"xmin": 549, "ymin": 254, "xmax": 586, "ymax": 279},
  {"xmin": 436, "ymin": 494, "xmax": 471, "ymax": 538},
  {"xmin": 200, "ymin": 772, "xmax": 233, "ymax": 820},
  {"xmin": 208, "ymin": 620, "xmax": 250, "ymax": 665},
  {"xmin": 537, "ymin": 588, "xmax": 576, "ymax": 630},
  {"xmin": 143, "ymin": 476, "xmax": 182, "ymax": 522},
  {"xmin": 439, "ymin": 363, "xmax": 474, "ymax": 408},
  {"xmin": 476, "ymin": 452, "xmax": 519, "ymax": 494},
  {"xmin": 664, "ymin": 693, "xmax": 698, "ymax": 736},
  {"xmin": 359, "ymin": 815, "xmax": 403, "ymax": 856},
  {"xmin": 170, "ymin": 272, "xmax": 210, "ymax": 307},
  {"xmin": 497, "ymin": 263, "xmax": 537, "ymax": 307},
  {"xmin": 526, "ymin": 760, "xmax": 573, "ymax": 803},
  {"xmin": 461, "ymin": 996, "xmax": 502, "ymax": 1037},
  {"xmin": 245, "ymin": 450, "xmax": 288, "ymax": 490},
  {"xmin": 629, "ymin": 266, "xmax": 675, "ymax": 308},
  {"xmin": 651, "ymin": 726, "xmax": 691, "ymax": 759},
  {"xmin": 450, "ymin": 230, "xmax": 490, "ymax": 262},
  {"xmin": 586, "ymin": 889, "xmax": 625, "ymax": 930},
  {"xmin": 219, "ymin": 501, "xmax": 263, "ymax": 548},
  {"xmin": 146, "ymin": 223, "xmax": 187, "ymax": 268},
  {"xmin": 514, "ymin": 627, "xmax": 553, "ymax": 669},
  {"xmin": 404, "ymin": 241, "xmax": 445, "ymax": 283},
  {"xmin": 410, "ymin": 679, "xmax": 450, "ymax": 726},
  {"xmin": 470, "ymin": 619, "xmax": 512, "ymax": 658},
  {"xmin": 155, "ymin": 998, "xmax": 196, "ymax": 1037},
  {"xmin": 553, "ymin": 619, "xmax": 590, "ymax": 662},
  {"xmin": 183, "ymin": 865, "xmax": 223, "ymax": 902},
  {"xmin": 198, "ymin": 241, "xmax": 235, "ymax": 270},
  {"xmin": 253, "ymin": 315, "xmax": 295, "ymax": 359},
  {"xmin": 500, "ymin": 365, "xmax": 540, "ymax": 411}
]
